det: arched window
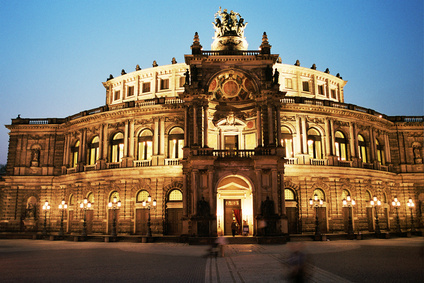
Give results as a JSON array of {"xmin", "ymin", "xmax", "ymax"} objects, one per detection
[
  {"xmin": 69, "ymin": 194, "xmax": 75, "ymax": 206},
  {"xmin": 307, "ymin": 128, "xmax": 322, "ymax": 159},
  {"xmin": 358, "ymin": 134, "xmax": 368, "ymax": 163},
  {"xmin": 109, "ymin": 191, "xmax": 120, "ymax": 203},
  {"xmin": 335, "ymin": 131, "xmax": 349, "ymax": 161},
  {"xmin": 111, "ymin": 133, "xmax": 124, "ymax": 162},
  {"xmin": 168, "ymin": 189, "xmax": 183, "ymax": 201},
  {"xmin": 376, "ymin": 139, "xmax": 385, "ymax": 165},
  {"xmin": 365, "ymin": 190, "xmax": 372, "ymax": 202},
  {"xmin": 70, "ymin": 140, "xmax": 80, "ymax": 168},
  {"xmin": 313, "ymin": 188, "xmax": 325, "ymax": 201},
  {"xmin": 281, "ymin": 126, "xmax": 294, "ymax": 158},
  {"xmin": 168, "ymin": 127, "xmax": 184, "ymax": 159},
  {"xmin": 137, "ymin": 129, "xmax": 153, "ymax": 160},
  {"xmin": 381, "ymin": 193, "xmax": 387, "ymax": 204},
  {"xmin": 87, "ymin": 136, "xmax": 99, "ymax": 165},
  {"xmin": 136, "ymin": 190, "xmax": 149, "ymax": 203},
  {"xmin": 284, "ymin": 188, "xmax": 295, "ymax": 201},
  {"xmin": 87, "ymin": 192, "xmax": 95, "ymax": 204},
  {"xmin": 341, "ymin": 189, "xmax": 350, "ymax": 200}
]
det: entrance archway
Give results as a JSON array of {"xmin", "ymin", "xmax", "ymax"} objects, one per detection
[{"xmin": 216, "ymin": 175, "xmax": 253, "ymax": 236}]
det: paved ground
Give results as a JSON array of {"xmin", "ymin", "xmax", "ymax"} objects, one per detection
[{"xmin": 0, "ymin": 237, "xmax": 423, "ymax": 282}]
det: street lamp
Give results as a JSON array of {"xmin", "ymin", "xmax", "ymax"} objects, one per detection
[
  {"xmin": 407, "ymin": 198, "xmax": 415, "ymax": 233},
  {"xmin": 142, "ymin": 195, "xmax": 156, "ymax": 237},
  {"xmin": 80, "ymin": 198, "xmax": 91, "ymax": 238},
  {"xmin": 391, "ymin": 197, "xmax": 401, "ymax": 235},
  {"xmin": 42, "ymin": 200, "xmax": 51, "ymax": 237},
  {"xmin": 58, "ymin": 199, "xmax": 68, "ymax": 237},
  {"xmin": 370, "ymin": 196, "xmax": 381, "ymax": 235},
  {"xmin": 108, "ymin": 196, "xmax": 121, "ymax": 238},
  {"xmin": 309, "ymin": 194, "xmax": 323, "ymax": 238},
  {"xmin": 342, "ymin": 195, "xmax": 356, "ymax": 237}
]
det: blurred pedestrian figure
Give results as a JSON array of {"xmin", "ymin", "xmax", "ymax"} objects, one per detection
[
  {"xmin": 287, "ymin": 243, "xmax": 307, "ymax": 283},
  {"xmin": 231, "ymin": 221, "xmax": 238, "ymax": 237},
  {"xmin": 216, "ymin": 235, "xmax": 228, "ymax": 257}
]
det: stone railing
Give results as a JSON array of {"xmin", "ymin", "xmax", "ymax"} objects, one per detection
[
  {"xmin": 201, "ymin": 50, "xmax": 261, "ymax": 56},
  {"xmin": 165, "ymin": 159, "xmax": 181, "ymax": 165},
  {"xmin": 84, "ymin": 164, "xmax": 96, "ymax": 172},
  {"xmin": 213, "ymin": 150, "xmax": 255, "ymax": 158},
  {"xmin": 310, "ymin": 159, "xmax": 327, "ymax": 166},
  {"xmin": 107, "ymin": 162, "xmax": 121, "ymax": 169},
  {"xmin": 134, "ymin": 160, "xmax": 152, "ymax": 167},
  {"xmin": 285, "ymin": 158, "xmax": 298, "ymax": 165}
]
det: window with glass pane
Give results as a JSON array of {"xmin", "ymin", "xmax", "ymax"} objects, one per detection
[
  {"xmin": 168, "ymin": 127, "xmax": 184, "ymax": 159},
  {"xmin": 224, "ymin": 135, "xmax": 238, "ymax": 150},
  {"xmin": 111, "ymin": 133, "xmax": 124, "ymax": 162},
  {"xmin": 169, "ymin": 189, "xmax": 183, "ymax": 201},
  {"xmin": 138, "ymin": 129, "xmax": 153, "ymax": 160},
  {"xmin": 285, "ymin": 189, "xmax": 295, "ymax": 200},
  {"xmin": 109, "ymin": 191, "xmax": 120, "ymax": 203},
  {"xmin": 87, "ymin": 192, "xmax": 95, "ymax": 203},
  {"xmin": 160, "ymin": 78, "xmax": 169, "ymax": 90},
  {"xmin": 281, "ymin": 126, "xmax": 293, "ymax": 158},
  {"xmin": 71, "ymin": 140, "xmax": 80, "ymax": 168},
  {"xmin": 88, "ymin": 136, "xmax": 99, "ymax": 165},
  {"xmin": 142, "ymin": 82, "xmax": 151, "ymax": 93},
  {"xmin": 137, "ymin": 190, "xmax": 149, "ymax": 203},
  {"xmin": 318, "ymin": 85, "xmax": 324, "ymax": 95},
  {"xmin": 358, "ymin": 135, "xmax": 368, "ymax": 163},
  {"xmin": 302, "ymin": 81, "xmax": 310, "ymax": 92},
  {"xmin": 341, "ymin": 190, "xmax": 350, "ymax": 200},
  {"xmin": 313, "ymin": 189, "xmax": 325, "ymax": 201},
  {"xmin": 365, "ymin": 190, "xmax": 371, "ymax": 202},
  {"xmin": 376, "ymin": 139, "xmax": 385, "ymax": 165},
  {"xmin": 335, "ymin": 131, "xmax": 349, "ymax": 161},
  {"xmin": 307, "ymin": 128, "xmax": 322, "ymax": 159},
  {"xmin": 127, "ymin": 86, "xmax": 134, "ymax": 97}
]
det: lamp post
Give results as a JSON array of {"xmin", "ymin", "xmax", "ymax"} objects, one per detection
[
  {"xmin": 58, "ymin": 199, "xmax": 68, "ymax": 237},
  {"xmin": 142, "ymin": 195, "xmax": 156, "ymax": 237},
  {"xmin": 42, "ymin": 200, "xmax": 51, "ymax": 237},
  {"xmin": 391, "ymin": 197, "xmax": 401, "ymax": 235},
  {"xmin": 342, "ymin": 195, "xmax": 356, "ymax": 237},
  {"xmin": 309, "ymin": 194, "xmax": 323, "ymax": 239},
  {"xmin": 370, "ymin": 196, "xmax": 381, "ymax": 235},
  {"xmin": 80, "ymin": 198, "xmax": 91, "ymax": 238},
  {"xmin": 108, "ymin": 196, "xmax": 121, "ymax": 238},
  {"xmin": 407, "ymin": 198, "xmax": 415, "ymax": 233}
]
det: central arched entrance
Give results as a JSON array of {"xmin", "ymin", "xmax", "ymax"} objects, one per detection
[{"xmin": 216, "ymin": 175, "xmax": 253, "ymax": 236}]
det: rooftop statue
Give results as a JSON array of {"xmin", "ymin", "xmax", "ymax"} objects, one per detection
[{"xmin": 213, "ymin": 7, "xmax": 247, "ymax": 38}]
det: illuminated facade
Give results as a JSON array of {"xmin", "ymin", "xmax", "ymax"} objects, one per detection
[{"xmin": 1, "ymin": 10, "xmax": 423, "ymax": 238}]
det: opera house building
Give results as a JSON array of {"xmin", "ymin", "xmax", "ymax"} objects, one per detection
[{"xmin": 1, "ymin": 10, "xmax": 423, "ymax": 240}]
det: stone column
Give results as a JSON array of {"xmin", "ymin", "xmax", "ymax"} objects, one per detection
[
  {"xmin": 384, "ymin": 132, "xmax": 391, "ymax": 163},
  {"xmin": 271, "ymin": 170, "xmax": 278, "ymax": 214},
  {"xmin": 208, "ymin": 169, "xmax": 214, "ymax": 215},
  {"xmin": 183, "ymin": 172, "xmax": 188, "ymax": 217},
  {"xmin": 268, "ymin": 103, "xmax": 274, "ymax": 146},
  {"xmin": 193, "ymin": 104, "xmax": 198, "ymax": 146},
  {"xmin": 192, "ymin": 170, "xmax": 198, "ymax": 215},
  {"xmin": 103, "ymin": 125, "xmax": 109, "ymax": 162},
  {"xmin": 295, "ymin": 115, "xmax": 302, "ymax": 154},
  {"xmin": 63, "ymin": 134, "xmax": 69, "ymax": 166},
  {"xmin": 129, "ymin": 120, "xmax": 135, "ymax": 158},
  {"xmin": 349, "ymin": 122, "xmax": 356, "ymax": 158},
  {"xmin": 369, "ymin": 128, "xmax": 375, "ymax": 162},
  {"xmin": 256, "ymin": 106, "xmax": 262, "ymax": 147},
  {"xmin": 184, "ymin": 106, "xmax": 189, "ymax": 147},
  {"xmin": 330, "ymin": 119, "xmax": 335, "ymax": 156},
  {"xmin": 98, "ymin": 124, "xmax": 104, "ymax": 160},
  {"xmin": 160, "ymin": 118, "xmax": 165, "ymax": 155},
  {"xmin": 276, "ymin": 105, "xmax": 282, "ymax": 147},
  {"xmin": 324, "ymin": 118, "xmax": 331, "ymax": 157},
  {"xmin": 154, "ymin": 118, "xmax": 159, "ymax": 155},
  {"xmin": 203, "ymin": 104, "xmax": 208, "ymax": 148},
  {"xmin": 124, "ymin": 121, "xmax": 129, "ymax": 157}
]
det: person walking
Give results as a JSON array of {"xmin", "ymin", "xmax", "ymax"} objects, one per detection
[{"xmin": 231, "ymin": 221, "xmax": 238, "ymax": 237}]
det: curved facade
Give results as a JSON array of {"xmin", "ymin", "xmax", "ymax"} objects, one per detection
[{"xmin": 1, "ymin": 12, "xmax": 423, "ymax": 237}]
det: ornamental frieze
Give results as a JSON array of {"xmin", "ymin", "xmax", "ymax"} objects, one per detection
[
  {"xmin": 306, "ymin": 116, "xmax": 324, "ymax": 124},
  {"xmin": 281, "ymin": 115, "xmax": 296, "ymax": 121},
  {"xmin": 334, "ymin": 120, "xmax": 349, "ymax": 127}
]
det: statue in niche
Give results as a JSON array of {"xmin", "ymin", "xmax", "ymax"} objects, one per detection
[
  {"xmin": 260, "ymin": 196, "xmax": 275, "ymax": 217},
  {"xmin": 184, "ymin": 69, "xmax": 190, "ymax": 85},
  {"xmin": 30, "ymin": 149, "xmax": 40, "ymax": 167},
  {"xmin": 273, "ymin": 69, "xmax": 279, "ymax": 85},
  {"xmin": 414, "ymin": 146, "xmax": 422, "ymax": 164},
  {"xmin": 197, "ymin": 197, "xmax": 210, "ymax": 217},
  {"xmin": 191, "ymin": 65, "xmax": 198, "ymax": 82}
]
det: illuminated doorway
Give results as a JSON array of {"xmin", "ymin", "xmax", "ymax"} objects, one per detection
[{"xmin": 216, "ymin": 175, "xmax": 253, "ymax": 236}]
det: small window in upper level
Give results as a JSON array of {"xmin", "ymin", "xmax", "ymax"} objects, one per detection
[
  {"xmin": 318, "ymin": 85, "xmax": 324, "ymax": 95},
  {"xmin": 331, "ymin": 89, "xmax": 337, "ymax": 99},
  {"xmin": 160, "ymin": 78, "xmax": 169, "ymax": 90},
  {"xmin": 285, "ymin": 78, "xmax": 293, "ymax": 89},
  {"xmin": 127, "ymin": 86, "xmax": 134, "ymax": 97},
  {"xmin": 114, "ymin": 90, "xmax": 121, "ymax": 100},
  {"xmin": 302, "ymin": 81, "xmax": 310, "ymax": 92},
  {"xmin": 142, "ymin": 82, "xmax": 151, "ymax": 93}
]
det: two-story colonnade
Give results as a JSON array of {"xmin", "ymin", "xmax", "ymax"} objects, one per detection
[{"xmin": 1, "ymin": 9, "xmax": 423, "ymax": 238}]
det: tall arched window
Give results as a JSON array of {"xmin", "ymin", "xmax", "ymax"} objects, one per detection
[
  {"xmin": 109, "ymin": 191, "xmax": 120, "ymax": 203},
  {"xmin": 281, "ymin": 126, "xmax": 294, "ymax": 158},
  {"xmin": 111, "ymin": 133, "xmax": 124, "ymax": 162},
  {"xmin": 358, "ymin": 134, "xmax": 368, "ymax": 163},
  {"xmin": 87, "ymin": 192, "xmax": 95, "ymax": 204},
  {"xmin": 313, "ymin": 188, "xmax": 325, "ymax": 201},
  {"xmin": 136, "ymin": 190, "xmax": 149, "ymax": 203},
  {"xmin": 341, "ymin": 189, "xmax": 350, "ymax": 200},
  {"xmin": 137, "ymin": 129, "xmax": 153, "ymax": 160},
  {"xmin": 376, "ymin": 139, "xmax": 385, "ymax": 165},
  {"xmin": 365, "ymin": 190, "xmax": 372, "ymax": 202},
  {"xmin": 69, "ymin": 194, "xmax": 75, "ymax": 206},
  {"xmin": 335, "ymin": 131, "xmax": 349, "ymax": 161},
  {"xmin": 87, "ymin": 136, "xmax": 99, "ymax": 165},
  {"xmin": 70, "ymin": 140, "xmax": 80, "ymax": 168},
  {"xmin": 307, "ymin": 128, "xmax": 322, "ymax": 159},
  {"xmin": 168, "ymin": 127, "xmax": 184, "ymax": 159}
]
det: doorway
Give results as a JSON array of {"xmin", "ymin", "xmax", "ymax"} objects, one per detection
[
  {"xmin": 224, "ymin": 199, "xmax": 241, "ymax": 235},
  {"xmin": 135, "ymin": 209, "xmax": 149, "ymax": 235}
]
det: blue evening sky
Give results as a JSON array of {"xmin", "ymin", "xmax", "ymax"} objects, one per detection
[{"xmin": 0, "ymin": 0, "xmax": 423, "ymax": 165}]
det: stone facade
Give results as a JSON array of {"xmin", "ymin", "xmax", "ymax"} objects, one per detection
[{"xmin": 1, "ymin": 10, "xmax": 423, "ymax": 237}]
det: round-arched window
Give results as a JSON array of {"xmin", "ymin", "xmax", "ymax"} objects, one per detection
[
  {"xmin": 109, "ymin": 191, "xmax": 120, "ymax": 203},
  {"xmin": 284, "ymin": 188, "xmax": 295, "ymax": 201},
  {"xmin": 313, "ymin": 188, "xmax": 325, "ymax": 201},
  {"xmin": 169, "ymin": 189, "xmax": 183, "ymax": 201},
  {"xmin": 136, "ymin": 190, "xmax": 149, "ymax": 203}
]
